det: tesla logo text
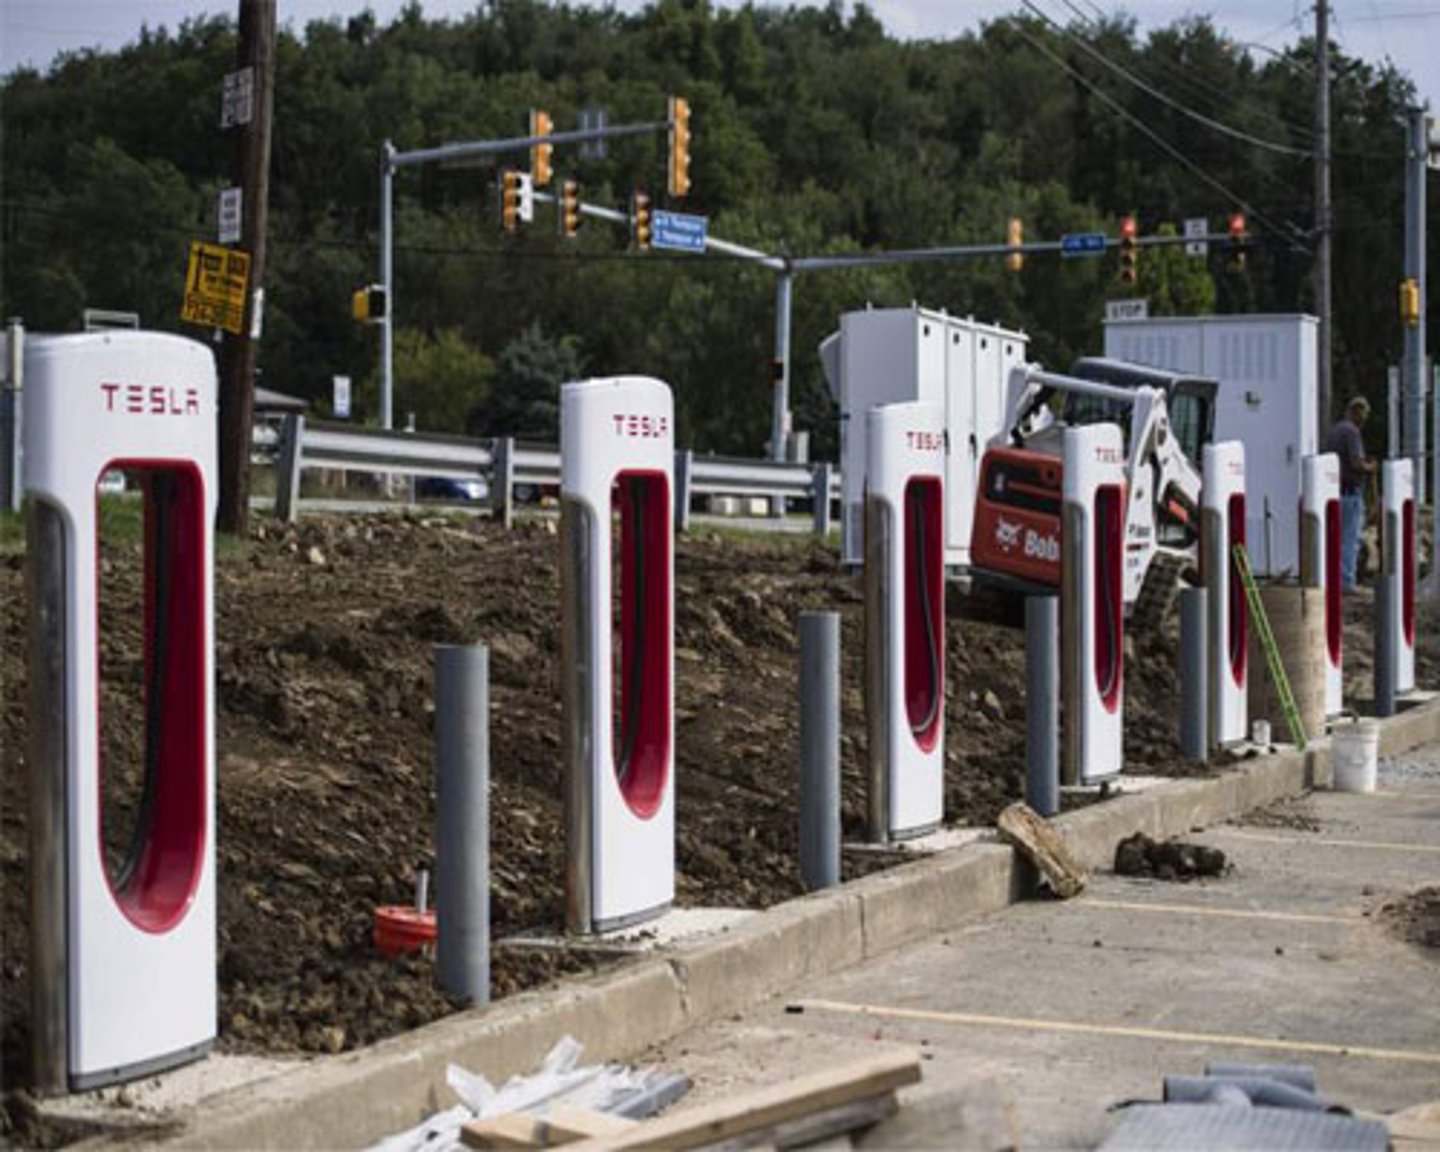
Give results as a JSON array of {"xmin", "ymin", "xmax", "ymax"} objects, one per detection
[
  {"xmin": 1227, "ymin": 461, "xmax": 1244, "ymax": 477},
  {"xmin": 612, "ymin": 413, "xmax": 669, "ymax": 439},
  {"xmin": 1094, "ymin": 446, "xmax": 1124, "ymax": 464},
  {"xmin": 101, "ymin": 382, "xmax": 201, "ymax": 416},
  {"xmin": 905, "ymin": 431, "xmax": 944, "ymax": 452}
]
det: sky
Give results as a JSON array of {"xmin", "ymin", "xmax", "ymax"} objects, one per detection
[{"xmin": 2, "ymin": 0, "xmax": 1436, "ymax": 113}]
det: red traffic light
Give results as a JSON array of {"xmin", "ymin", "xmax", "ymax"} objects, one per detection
[
  {"xmin": 1228, "ymin": 213, "xmax": 1246, "ymax": 239},
  {"xmin": 1120, "ymin": 215, "xmax": 1138, "ymax": 241}
]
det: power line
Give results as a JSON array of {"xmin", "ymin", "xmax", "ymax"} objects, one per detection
[
  {"xmin": 1020, "ymin": 0, "xmax": 1316, "ymax": 157},
  {"xmin": 1008, "ymin": 18, "xmax": 1312, "ymax": 250}
]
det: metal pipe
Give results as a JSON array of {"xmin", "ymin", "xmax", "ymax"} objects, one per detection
[
  {"xmin": 864, "ymin": 497, "xmax": 891, "ymax": 843},
  {"xmin": 3, "ymin": 318, "xmax": 22, "ymax": 514},
  {"xmin": 772, "ymin": 271, "xmax": 793, "ymax": 466},
  {"xmin": 561, "ymin": 499, "xmax": 595, "ymax": 934},
  {"xmin": 27, "ymin": 501, "xmax": 69, "ymax": 1094},
  {"xmin": 435, "ymin": 644, "xmax": 490, "ymax": 1004},
  {"xmin": 1388, "ymin": 365, "xmax": 1401, "ymax": 459},
  {"xmin": 1060, "ymin": 502, "xmax": 1083, "ymax": 785},
  {"xmin": 1180, "ymin": 587, "xmax": 1209, "ymax": 762},
  {"xmin": 380, "ymin": 142, "xmax": 395, "ymax": 433},
  {"xmin": 1405, "ymin": 107, "xmax": 1428, "ymax": 503},
  {"xmin": 1374, "ymin": 569, "xmax": 1397, "ymax": 720},
  {"xmin": 1025, "ymin": 595, "xmax": 1060, "ymax": 817},
  {"xmin": 799, "ymin": 612, "xmax": 841, "ymax": 891}
]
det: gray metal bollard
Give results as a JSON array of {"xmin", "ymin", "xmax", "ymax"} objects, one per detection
[
  {"xmin": 435, "ymin": 644, "xmax": 490, "ymax": 1004},
  {"xmin": 274, "ymin": 412, "xmax": 304, "ymax": 525},
  {"xmin": 492, "ymin": 436, "xmax": 515, "ymax": 529},
  {"xmin": 1375, "ymin": 572, "xmax": 1397, "ymax": 718},
  {"xmin": 1025, "ymin": 595, "xmax": 1059, "ymax": 817},
  {"xmin": 799, "ymin": 612, "xmax": 841, "ymax": 891},
  {"xmin": 811, "ymin": 463, "xmax": 834, "ymax": 537},
  {"xmin": 1180, "ymin": 586, "xmax": 1209, "ymax": 760}
]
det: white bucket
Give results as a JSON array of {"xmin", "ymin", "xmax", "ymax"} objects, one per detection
[{"xmin": 1331, "ymin": 720, "xmax": 1380, "ymax": 793}]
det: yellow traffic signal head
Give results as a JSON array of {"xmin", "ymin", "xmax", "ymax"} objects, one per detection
[
  {"xmin": 668, "ymin": 95, "xmax": 691, "ymax": 199},
  {"xmin": 1006, "ymin": 216, "xmax": 1023, "ymax": 272},
  {"xmin": 530, "ymin": 109, "xmax": 553, "ymax": 187},
  {"xmin": 561, "ymin": 179, "xmax": 581, "ymax": 238},
  {"xmin": 1119, "ymin": 215, "xmax": 1138, "ymax": 283},
  {"xmin": 631, "ymin": 189, "xmax": 651, "ymax": 249},
  {"xmin": 501, "ymin": 169, "xmax": 521, "ymax": 231}
]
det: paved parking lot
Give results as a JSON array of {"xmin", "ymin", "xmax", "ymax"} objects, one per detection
[{"xmin": 648, "ymin": 747, "xmax": 1440, "ymax": 1148}]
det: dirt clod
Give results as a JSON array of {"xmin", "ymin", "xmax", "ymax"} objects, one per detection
[
  {"xmin": 1114, "ymin": 832, "xmax": 1227, "ymax": 881},
  {"xmin": 1375, "ymin": 886, "xmax": 1440, "ymax": 948}
]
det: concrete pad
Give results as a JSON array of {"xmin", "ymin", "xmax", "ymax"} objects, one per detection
[{"xmin": 139, "ymin": 706, "xmax": 1440, "ymax": 1149}]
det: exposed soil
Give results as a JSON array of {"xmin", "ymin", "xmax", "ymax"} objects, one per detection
[
  {"xmin": 1375, "ymin": 886, "xmax": 1440, "ymax": 948},
  {"xmin": 1, "ymin": 508, "xmax": 1434, "ymax": 1087}
]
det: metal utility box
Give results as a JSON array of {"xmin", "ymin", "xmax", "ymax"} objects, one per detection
[
  {"xmin": 1104, "ymin": 314, "xmax": 1318, "ymax": 577},
  {"xmin": 820, "ymin": 306, "xmax": 1028, "ymax": 567}
]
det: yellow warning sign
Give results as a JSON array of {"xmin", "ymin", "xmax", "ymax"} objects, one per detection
[{"xmin": 181, "ymin": 241, "xmax": 250, "ymax": 334}]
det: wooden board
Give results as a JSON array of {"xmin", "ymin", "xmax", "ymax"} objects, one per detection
[
  {"xmin": 462, "ymin": 1106, "xmax": 639, "ymax": 1148},
  {"xmin": 997, "ymin": 802, "xmax": 1086, "ymax": 899},
  {"xmin": 567, "ymin": 1050, "xmax": 922, "ymax": 1151}
]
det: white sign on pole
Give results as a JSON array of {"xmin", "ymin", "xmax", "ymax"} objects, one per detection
[
  {"xmin": 333, "ymin": 375, "xmax": 352, "ymax": 419},
  {"xmin": 1105, "ymin": 298, "xmax": 1149, "ymax": 322},
  {"xmin": 249, "ymin": 287, "xmax": 265, "ymax": 340},
  {"xmin": 221, "ymin": 67, "xmax": 255, "ymax": 129},
  {"xmin": 1184, "ymin": 217, "xmax": 1209, "ymax": 257},
  {"xmin": 218, "ymin": 187, "xmax": 243, "ymax": 244}
]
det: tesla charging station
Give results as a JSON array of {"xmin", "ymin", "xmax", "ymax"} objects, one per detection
[
  {"xmin": 1060, "ymin": 424, "xmax": 1126, "ymax": 784},
  {"xmin": 1382, "ymin": 458, "xmax": 1416, "ymax": 695},
  {"xmin": 560, "ymin": 376, "xmax": 674, "ymax": 934},
  {"xmin": 1203, "ymin": 441, "xmax": 1248, "ymax": 749},
  {"xmin": 1301, "ymin": 453, "xmax": 1343, "ymax": 717},
  {"xmin": 864, "ymin": 401, "xmax": 946, "ymax": 842},
  {"xmin": 24, "ymin": 331, "xmax": 216, "ymax": 1093}
]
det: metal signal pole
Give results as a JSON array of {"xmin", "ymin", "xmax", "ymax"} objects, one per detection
[
  {"xmin": 1314, "ymin": 0, "xmax": 1333, "ymax": 429},
  {"xmin": 217, "ymin": 0, "xmax": 276, "ymax": 535}
]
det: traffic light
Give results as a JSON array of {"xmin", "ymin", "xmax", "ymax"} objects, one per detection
[
  {"xmin": 1119, "ymin": 215, "xmax": 1138, "ymax": 285},
  {"xmin": 560, "ymin": 178, "xmax": 581, "ymax": 238},
  {"xmin": 530, "ymin": 109, "xmax": 553, "ymax": 187},
  {"xmin": 1400, "ymin": 277, "xmax": 1421, "ymax": 327},
  {"xmin": 1006, "ymin": 216, "xmax": 1024, "ymax": 272},
  {"xmin": 631, "ymin": 189, "xmax": 652, "ymax": 250},
  {"xmin": 501, "ymin": 169, "xmax": 523, "ymax": 232},
  {"xmin": 668, "ymin": 95, "xmax": 691, "ymax": 199},
  {"xmin": 351, "ymin": 284, "xmax": 386, "ymax": 323},
  {"xmin": 1227, "ymin": 212, "xmax": 1248, "ymax": 272}
]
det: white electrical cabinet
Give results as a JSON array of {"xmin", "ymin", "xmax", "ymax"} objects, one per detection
[
  {"xmin": 1104, "ymin": 314, "xmax": 1318, "ymax": 577},
  {"xmin": 820, "ymin": 306, "xmax": 1028, "ymax": 567}
]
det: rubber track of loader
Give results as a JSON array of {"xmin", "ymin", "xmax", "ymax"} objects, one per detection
[{"xmin": 1129, "ymin": 551, "xmax": 1189, "ymax": 633}]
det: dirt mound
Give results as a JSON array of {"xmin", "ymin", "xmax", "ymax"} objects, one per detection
[{"xmin": 0, "ymin": 509, "xmax": 1424, "ymax": 1080}]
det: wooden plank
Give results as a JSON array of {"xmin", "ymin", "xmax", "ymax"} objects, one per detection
[
  {"xmin": 701, "ymin": 1093, "xmax": 896, "ymax": 1151},
  {"xmin": 462, "ymin": 1106, "xmax": 639, "ymax": 1149},
  {"xmin": 997, "ymin": 802, "xmax": 1086, "ymax": 899},
  {"xmin": 568, "ymin": 1050, "xmax": 921, "ymax": 1152}
]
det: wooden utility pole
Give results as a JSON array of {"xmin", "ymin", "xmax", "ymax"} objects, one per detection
[
  {"xmin": 217, "ymin": 0, "xmax": 276, "ymax": 535},
  {"xmin": 1314, "ymin": 0, "xmax": 1333, "ymax": 429}
]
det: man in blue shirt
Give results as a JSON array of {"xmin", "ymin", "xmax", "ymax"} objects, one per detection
[{"xmin": 1325, "ymin": 396, "xmax": 1376, "ymax": 590}]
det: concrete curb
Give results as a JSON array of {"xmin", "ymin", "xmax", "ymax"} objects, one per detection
[{"xmin": 161, "ymin": 695, "xmax": 1440, "ymax": 1149}]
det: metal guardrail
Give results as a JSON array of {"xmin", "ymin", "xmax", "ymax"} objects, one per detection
[{"xmin": 272, "ymin": 413, "xmax": 839, "ymax": 534}]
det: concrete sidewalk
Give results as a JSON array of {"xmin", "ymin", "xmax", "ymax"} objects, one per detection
[{"xmin": 643, "ymin": 746, "xmax": 1440, "ymax": 1148}]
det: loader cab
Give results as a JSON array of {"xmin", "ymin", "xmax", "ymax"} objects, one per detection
[{"xmin": 1066, "ymin": 357, "xmax": 1217, "ymax": 464}]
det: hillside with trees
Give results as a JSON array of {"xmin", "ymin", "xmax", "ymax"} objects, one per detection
[{"xmin": 1, "ymin": 0, "xmax": 1430, "ymax": 457}]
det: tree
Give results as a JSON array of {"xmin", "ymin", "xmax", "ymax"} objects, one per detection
[{"xmin": 473, "ymin": 322, "xmax": 583, "ymax": 440}]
